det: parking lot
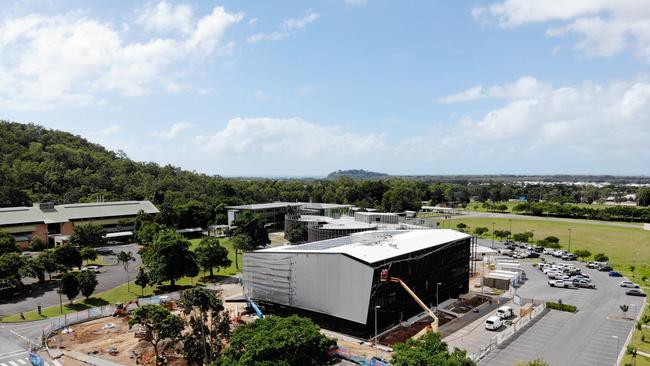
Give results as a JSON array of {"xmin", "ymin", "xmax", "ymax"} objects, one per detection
[{"xmin": 478, "ymin": 243, "xmax": 645, "ymax": 366}]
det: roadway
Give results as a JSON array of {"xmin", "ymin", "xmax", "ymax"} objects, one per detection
[
  {"xmin": 0, "ymin": 244, "xmax": 142, "ymax": 318},
  {"xmin": 478, "ymin": 246, "xmax": 645, "ymax": 366}
]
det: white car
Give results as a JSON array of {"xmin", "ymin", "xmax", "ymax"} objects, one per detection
[
  {"xmin": 496, "ymin": 306, "xmax": 513, "ymax": 319},
  {"xmin": 485, "ymin": 316, "xmax": 503, "ymax": 330},
  {"xmin": 620, "ymin": 281, "xmax": 640, "ymax": 288}
]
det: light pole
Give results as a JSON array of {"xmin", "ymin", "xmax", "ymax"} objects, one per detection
[
  {"xmin": 374, "ymin": 305, "xmax": 380, "ymax": 357},
  {"xmin": 567, "ymin": 228, "xmax": 572, "ymax": 252},
  {"xmin": 508, "ymin": 219, "xmax": 512, "ymax": 238},
  {"xmin": 436, "ymin": 283, "xmax": 442, "ymax": 316},
  {"xmin": 491, "ymin": 222, "xmax": 495, "ymax": 248}
]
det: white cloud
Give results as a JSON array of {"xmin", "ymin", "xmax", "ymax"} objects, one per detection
[
  {"xmin": 409, "ymin": 77, "xmax": 650, "ymax": 165},
  {"xmin": 436, "ymin": 76, "xmax": 550, "ymax": 103},
  {"xmin": 135, "ymin": 1, "xmax": 193, "ymax": 34},
  {"xmin": 197, "ymin": 117, "xmax": 386, "ymax": 156},
  {"xmin": 0, "ymin": 3, "xmax": 243, "ymax": 110},
  {"xmin": 247, "ymin": 13, "xmax": 319, "ymax": 43},
  {"xmin": 297, "ymin": 85, "xmax": 315, "ymax": 96},
  {"xmin": 248, "ymin": 17, "xmax": 258, "ymax": 26},
  {"xmin": 152, "ymin": 122, "xmax": 192, "ymax": 139},
  {"xmin": 473, "ymin": 0, "xmax": 650, "ymax": 61}
]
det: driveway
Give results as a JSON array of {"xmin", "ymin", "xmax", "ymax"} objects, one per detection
[
  {"xmin": 0, "ymin": 244, "xmax": 142, "ymax": 317},
  {"xmin": 478, "ymin": 249, "xmax": 645, "ymax": 366}
]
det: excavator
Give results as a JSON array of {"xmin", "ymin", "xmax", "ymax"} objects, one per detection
[{"xmin": 380, "ymin": 268, "xmax": 439, "ymax": 334}]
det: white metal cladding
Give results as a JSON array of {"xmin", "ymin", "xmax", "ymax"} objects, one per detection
[{"xmin": 243, "ymin": 251, "xmax": 374, "ymax": 324}]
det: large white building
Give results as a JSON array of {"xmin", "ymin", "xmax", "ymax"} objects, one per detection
[{"xmin": 242, "ymin": 229, "xmax": 472, "ymax": 337}]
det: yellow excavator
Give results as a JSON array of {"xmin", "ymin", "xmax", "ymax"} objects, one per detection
[{"xmin": 380, "ymin": 269, "xmax": 439, "ymax": 334}]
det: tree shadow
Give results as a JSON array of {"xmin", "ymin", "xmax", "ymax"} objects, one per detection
[
  {"xmin": 0, "ymin": 281, "xmax": 59, "ymax": 304},
  {"xmin": 155, "ymin": 284, "xmax": 196, "ymax": 293},
  {"xmin": 198, "ymin": 275, "xmax": 232, "ymax": 283}
]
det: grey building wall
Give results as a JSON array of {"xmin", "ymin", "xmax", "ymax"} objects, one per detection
[{"xmin": 243, "ymin": 251, "xmax": 374, "ymax": 324}]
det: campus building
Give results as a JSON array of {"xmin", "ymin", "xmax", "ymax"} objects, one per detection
[
  {"xmin": 226, "ymin": 202, "xmax": 353, "ymax": 228},
  {"xmin": 242, "ymin": 229, "xmax": 472, "ymax": 337},
  {"xmin": 0, "ymin": 201, "xmax": 159, "ymax": 248}
]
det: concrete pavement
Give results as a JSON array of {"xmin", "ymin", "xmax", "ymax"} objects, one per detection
[
  {"xmin": 0, "ymin": 244, "xmax": 142, "ymax": 317},
  {"xmin": 478, "ymin": 250, "xmax": 644, "ymax": 366}
]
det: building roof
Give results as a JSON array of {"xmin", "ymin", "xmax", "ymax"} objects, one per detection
[
  {"xmin": 226, "ymin": 202, "xmax": 303, "ymax": 210},
  {"xmin": 354, "ymin": 211, "xmax": 397, "ymax": 216},
  {"xmin": 300, "ymin": 203, "xmax": 353, "ymax": 210},
  {"xmin": 256, "ymin": 229, "xmax": 470, "ymax": 264},
  {"xmin": 0, "ymin": 201, "xmax": 159, "ymax": 226}
]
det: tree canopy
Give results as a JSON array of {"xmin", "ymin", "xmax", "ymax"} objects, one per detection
[
  {"xmin": 391, "ymin": 332, "xmax": 475, "ymax": 366},
  {"xmin": 141, "ymin": 230, "xmax": 199, "ymax": 287},
  {"xmin": 231, "ymin": 211, "xmax": 270, "ymax": 249},
  {"xmin": 215, "ymin": 315, "xmax": 335, "ymax": 366},
  {"xmin": 0, "ymin": 231, "xmax": 20, "ymax": 255},
  {"xmin": 69, "ymin": 223, "xmax": 107, "ymax": 247},
  {"xmin": 129, "ymin": 304, "xmax": 185, "ymax": 365},
  {"xmin": 53, "ymin": 244, "xmax": 82, "ymax": 270},
  {"xmin": 195, "ymin": 237, "xmax": 231, "ymax": 277}
]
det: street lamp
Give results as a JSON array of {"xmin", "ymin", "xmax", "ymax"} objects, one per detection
[
  {"xmin": 508, "ymin": 219, "xmax": 512, "ymax": 237},
  {"xmin": 568, "ymin": 228, "xmax": 572, "ymax": 252},
  {"xmin": 374, "ymin": 305, "xmax": 381, "ymax": 357},
  {"xmin": 436, "ymin": 283, "xmax": 442, "ymax": 316},
  {"xmin": 491, "ymin": 222, "xmax": 496, "ymax": 248}
]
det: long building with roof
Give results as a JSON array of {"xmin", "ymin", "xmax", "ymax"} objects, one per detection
[
  {"xmin": 0, "ymin": 201, "xmax": 159, "ymax": 248},
  {"xmin": 242, "ymin": 229, "xmax": 472, "ymax": 337},
  {"xmin": 226, "ymin": 202, "xmax": 352, "ymax": 227}
]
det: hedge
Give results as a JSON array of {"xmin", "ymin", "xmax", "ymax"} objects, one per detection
[{"xmin": 546, "ymin": 301, "xmax": 577, "ymax": 313}]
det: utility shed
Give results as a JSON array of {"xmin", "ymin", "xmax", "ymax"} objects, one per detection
[{"xmin": 243, "ymin": 229, "xmax": 471, "ymax": 337}]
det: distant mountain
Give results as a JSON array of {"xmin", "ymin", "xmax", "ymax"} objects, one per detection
[{"xmin": 326, "ymin": 169, "xmax": 389, "ymax": 180}]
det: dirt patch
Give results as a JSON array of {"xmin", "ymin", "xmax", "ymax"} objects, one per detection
[{"xmin": 376, "ymin": 313, "xmax": 456, "ymax": 346}]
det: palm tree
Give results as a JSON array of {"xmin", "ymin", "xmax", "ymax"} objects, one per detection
[{"xmin": 117, "ymin": 251, "xmax": 136, "ymax": 293}]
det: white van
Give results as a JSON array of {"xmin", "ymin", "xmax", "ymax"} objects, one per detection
[
  {"xmin": 485, "ymin": 316, "xmax": 503, "ymax": 331},
  {"xmin": 496, "ymin": 306, "xmax": 513, "ymax": 319}
]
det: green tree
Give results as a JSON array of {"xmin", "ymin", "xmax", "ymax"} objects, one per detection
[
  {"xmin": 494, "ymin": 230, "xmax": 511, "ymax": 240},
  {"xmin": 117, "ymin": 251, "xmax": 136, "ymax": 293},
  {"xmin": 136, "ymin": 221, "xmax": 161, "ymax": 245},
  {"xmin": 135, "ymin": 267, "xmax": 150, "ymax": 296},
  {"xmin": 141, "ymin": 230, "xmax": 199, "ymax": 287},
  {"xmin": 195, "ymin": 237, "xmax": 231, "ymax": 278},
  {"xmin": 231, "ymin": 211, "xmax": 270, "ymax": 249},
  {"xmin": 215, "ymin": 315, "xmax": 335, "ymax": 366},
  {"xmin": 69, "ymin": 224, "xmax": 107, "ymax": 247},
  {"xmin": 230, "ymin": 234, "xmax": 253, "ymax": 270},
  {"xmin": 391, "ymin": 331, "xmax": 475, "ymax": 366},
  {"xmin": 544, "ymin": 236, "xmax": 560, "ymax": 244},
  {"xmin": 129, "ymin": 304, "xmax": 185, "ymax": 365},
  {"xmin": 80, "ymin": 247, "xmax": 98, "ymax": 265},
  {"xmin": 37, "ymin": 250, "xmax": 63, "ymax": 280},
  {"xmin": 59, "ymin": 271, "xmax": 80, "ymax": 304},
  {"xmin": 573, "ymin": 249, "xmax": 591, "ymax": 260},
  {"xmin": 637, "ymin": 187, "xmax": 650, "ymax": 206},
  {"xmin": 456, "ymin": 223, "xmax": 467, "ymax": 232},
  {"xmin": 0, "ymin": 253, "xmax": 27, "ymax": 288},
  {"xmin": 512, "ymin": 233, "xmax": 530, "ymax": 243},
  {"xmin": 78, "ymin": 270, "xmax": 98, "ymax": 299},
  {"xmin": 29, "ymin": 236, "xmax": 47, "ymax": 251},
  {"xmin": 53, "ymin": 244, "xmax": 82, "ymax": 270},
  {"xmin": 473, "ymin": 227, "xmax": 488, "ymax": 236},
  {"xmin": 594, "ymin": 253, "xmax": 609, "ymax": 262},
  {"xmin": 285, "ymin": 225, "xmax": 307, "ymax": 244},
  {"xmin": 0, "ymin": 231, "xmax": 20, "ymax": 255},
  {"xmin": 179, "ymin": 287, "xmax": 231, "ymax": 365},
  {"xmin": 26, "ymin": 257, "xmax": 46, "ymax": 283}
]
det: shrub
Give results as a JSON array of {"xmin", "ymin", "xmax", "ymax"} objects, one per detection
[{"xmin": 546, "ymin": 301, "xmax": 577, "ymax": 313}]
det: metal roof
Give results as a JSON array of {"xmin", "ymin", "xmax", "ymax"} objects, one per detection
[
  {"xmin": 256, "ymin": 229, "xmax": 471, "ymax": 264},
  {"xmin": 0, "ymin": 201, "xmax": 159, "ymax": 226},
  {"xmin": 226, "ymin": 202, "xmax": 303, "ymax": 210}
]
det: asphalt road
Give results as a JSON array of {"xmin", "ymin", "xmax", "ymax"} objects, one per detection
[
  {"xmin": 479, "ymin": 246, "xmax": 645, "ymax": 366},
  {"xmin": 0, "ymin": 318, "xmax": 51, "ymax": 366},
  {"xmin": 0, "ymin": 243, "xmax": 142, "ymax": 317}
]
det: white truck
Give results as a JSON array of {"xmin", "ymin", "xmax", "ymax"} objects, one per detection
[
  {"xmin": 496, "ymin": 306, "xmax": 513, "ymax": 319},
  {"xmin": 485, "ymin": 316, "xmax": 503, "ymax": 331}
]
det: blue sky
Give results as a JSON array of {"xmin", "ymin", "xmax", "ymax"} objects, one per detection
[{"xmin": 1, "ymin": 0, "xmax": 649, "ymax": 176}]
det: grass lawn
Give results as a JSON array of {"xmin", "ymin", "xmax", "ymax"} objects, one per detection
[
  {"xmin": 621, "ymin": 304, "xmax": 650, "ymax": 366},
  {"xmin": 1, "ymin": 237, "xmax": 243, "ymax": 322},
  {"xmin": 440, "ymin": 217, "xmax": 650, "ymax": 277}
]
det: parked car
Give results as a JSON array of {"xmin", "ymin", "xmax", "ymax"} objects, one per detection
[
  {"xmin": 626, "ymin": 289, "xmax": 647, "ymax": 297},
  {"xmin": 81, "ymin": 265, "xmax": 100, "ymax": 273},
  {"xmin": 549, "ymin": 279, "xmax": 574, "ymax": 288},
  {"xmin": 619, "ymin": 281, "xmax": 640, "ymax": 288},
  {"xmin": 527, "ymin": 252, "xmax": 540, "ymax": 258},
  {"xmin": 574, "ymin": 279, "xmax": 595, "ymax": 289},
  {"xmin": 599, "ymin": 265, "xmax": 613, "ymax": 272},
  {"xmin": 96, "ymin": 248, "xmax": 115, "ymax": 255},
  {"xmin": 496, "ymin": 306, "xmax": 513, "ymax": 319},
  {"xmin": 485, "ymin": 316, "xmax": 503, "ymax": 330},
  {"xmin": 608, "ymin": 271, "xmax": 622, "ymax": 277}
]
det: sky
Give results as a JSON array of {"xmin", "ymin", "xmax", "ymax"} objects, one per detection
[{"xmin": 1, "ymin": 0, "xmax": 650, "ymax": 176}]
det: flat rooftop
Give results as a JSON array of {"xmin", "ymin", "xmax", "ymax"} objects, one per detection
[
  {"xmin": 226, "ymin": 202, "xmax": 303, "ymax": 210},
  {"xmin": 354, "ymin": 211, "xmax": 397, "ymax": 216},
  {"xmin": 256, "ymin": 229, "xmax": 471, "ymax": 264}
]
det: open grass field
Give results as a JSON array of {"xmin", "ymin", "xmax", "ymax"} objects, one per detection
[
  {"xmin": 1, "ymin": 237, "xmax": 242, "ymax": 322},
  {"xmin": 621, "ymin": 303, "xmax": 650, "ymax": 366},
  {"xmin": 439, "ymin": 217, "xmax": 650, "ymax": 280},
  {"xmin": 465, "ymin": 201, "xmax": 633, "ymax": 213}
]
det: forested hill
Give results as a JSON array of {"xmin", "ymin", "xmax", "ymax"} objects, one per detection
[{"xmin": 326, "ymin": 169, "xmax": 389, "ymax": 179}]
